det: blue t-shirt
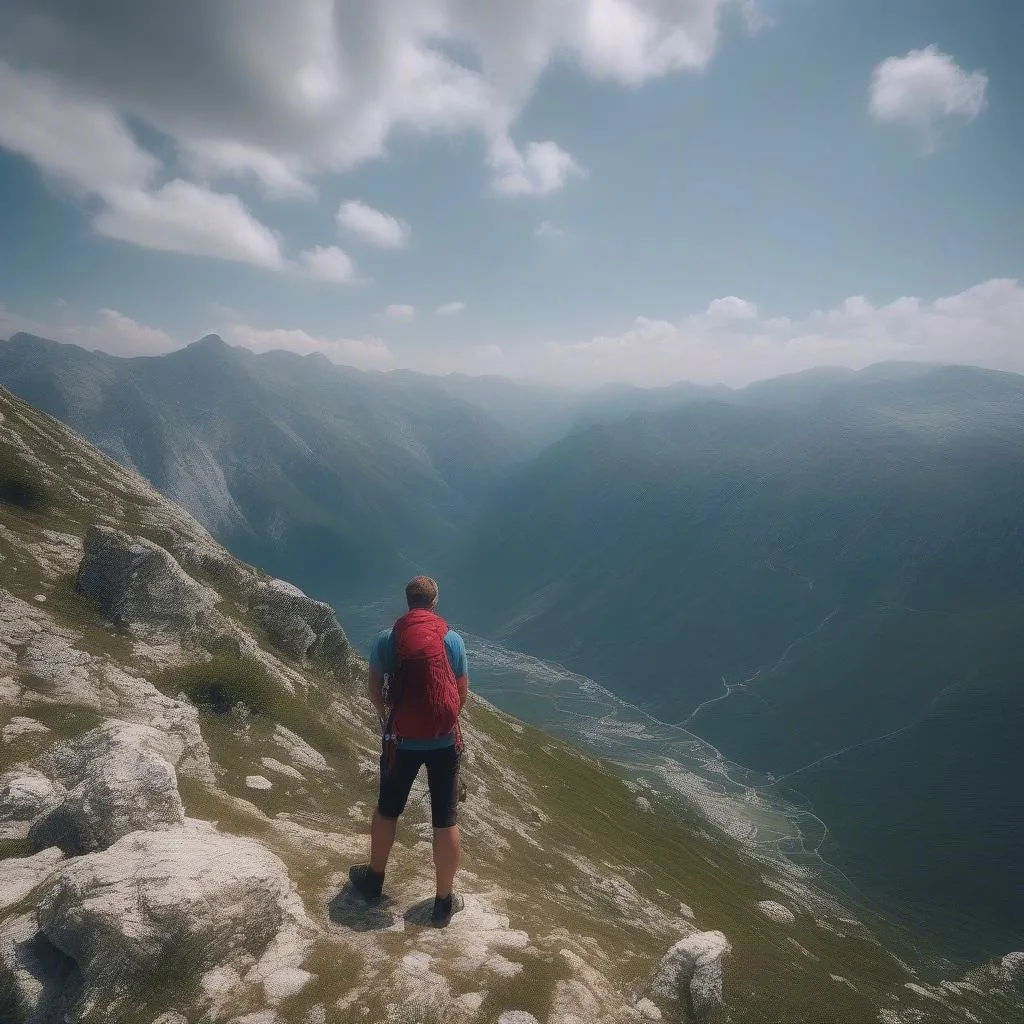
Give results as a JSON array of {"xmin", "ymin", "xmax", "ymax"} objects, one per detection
[{"xmin": 369, "ymin": 627, "xmax": 468, "ymax": 679}]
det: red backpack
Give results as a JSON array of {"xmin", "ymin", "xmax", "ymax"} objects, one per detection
[{"xmin": 387, "ymin": 609, "xmax": 461, "ymax": 742}]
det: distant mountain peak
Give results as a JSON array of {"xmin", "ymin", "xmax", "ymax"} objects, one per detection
[{"xmin": 188, "ymin": 333, "xmax": 227, "ymax": 350}]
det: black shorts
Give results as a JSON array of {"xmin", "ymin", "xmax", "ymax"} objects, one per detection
[{"xmin": 378, "ymin": 743, "xmax": 461, "ymax": 828}]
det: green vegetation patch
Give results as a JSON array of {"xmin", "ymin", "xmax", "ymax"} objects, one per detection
[{"xmin": 157, "ymin": 655, "xmax": 285, "ymax": 717}]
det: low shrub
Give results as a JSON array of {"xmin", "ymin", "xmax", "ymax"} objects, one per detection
[{"xmin": 158, "ymin": 656, "xmax": 284, "ymax": 717}]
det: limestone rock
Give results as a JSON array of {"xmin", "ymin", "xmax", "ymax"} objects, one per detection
[
  {"xmin": 497, "ymin": 1013, "xmax": 541, "ymax": 1024},
  {"xmin": 151, "ymin": 1012, "xmax": 189, "ymax": 1024},
  {"xmin": 249, "ymin": 579, "xmax": 351, "ymax": 675},
  {"xmin": 262, "ymin": 966, "xmax": 312, "ymax": 1002},
  {"xmin": 260, "ymin": 757, "xmax": 304, "ymax": 781},
  {"xmin": 0, "ymin": 911, "xmax": 79, "ymax": 1024},
  {"xmin": 31, "ymin": 721, "xmax": 185, "ymax": 854},
  {"xmin": 757, "ymin": 900, "xmax": 796, "ymax": 925},
  {"xmin": 1000, "ymin": 952, "xmax": 1024, "ymax": 986},
  {"xmin": 648, "ymin": 930, "xmax": 731, "ymax": 1023},
  {"xmin": 272, "ymin": 725, "xmax": 329, "ymax": 773},
  {"xmin": 0, "ymin": 768, "xmax": 65, "ymax": 839},
  {"xmin": 246, "ymin": 775, "xmax": 273, "ymax": 791},
  {"xmin": 0, "ymin": 847, "xmax": 64, "ymax": 914},
  {"xmin": 2, "ymin": 716, "xmax": 51, "ymax": 744},
  {"xmin": 36, "ymin": 825, "xmax": 310, "ymax": 1010},
  {"xmin": 76, "ymin": 525, "xmax": 220, "ymax": 637}
]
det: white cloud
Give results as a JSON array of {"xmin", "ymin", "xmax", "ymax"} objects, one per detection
[
  {"xmin": 705, "ymin": 296, "xmax": 758, "ymax": 320},
  {"xmin": 535, "ymin": 220, "xmax": 565, "ymax": 239},
  {"xmin": 0, "ymin": 60, "xmax": 285, "ymax": 269},
  {"xmin": 94, "ymin": 180, "xmax": 284, "ymax": 268},
  {"xmin": 870, "ymin": 45, "xmax": 987, "ymax": 151},
  {"xmin": 336, "ymin": 200, "xmax": 410, "ymax": 249},
  {"xmin": 490, "ymin": 138, "xmax": 584, "ymax": 196},
  {"xmin": 436, "ymin": 301, "xmax": 467, "ymax": 316},
  {"xmin": 185, "ymin": 139, "xmax": 315, "ymax": 199},
  {"xmin": 0, "ymin": 1, "xmax": 743, "ymax": 202},
  {"xmin": 80, "ymin": 308, "xmax": 179, "ymax": 356},
  {"xmin": 384, "ymin": 304, "xmax": 416, "ymax": 322},
  {"xmin": 297, "ymin": 245, "xmax": 359, "ymax": 284},
  {"xmin": 0, "ymin": 60, "xmax": 157, "ymax": 194},
  {"xmin": 0, "ymin": 305, "xmax": 177, "ymax": 356},
  {"xmin": 536, "ymin": 279, "xmax": 1024, "ymax": 386},
  {"xmin": 222, "ymin": 324, "xmax": 395, "ymax": 370}
]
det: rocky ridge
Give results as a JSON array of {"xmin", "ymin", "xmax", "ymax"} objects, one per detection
[{"xmin": 1, "ymin": 384, "xmax": 1022, "ymax": 1023}]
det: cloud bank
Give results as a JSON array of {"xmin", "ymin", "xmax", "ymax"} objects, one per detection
[{"xmin": 5, "ymin": 279, "xmax": 1023, "ymax": 388}]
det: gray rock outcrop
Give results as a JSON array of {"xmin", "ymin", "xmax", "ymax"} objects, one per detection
[
  {"xmin": 1000, "ymin": 952, "xmax": 1024, "ymax": 986},
  {"xmin": 0, "ymin": 911, "xmax": 79, "ymax": 1024},
  {"xmin": 30, "ymin": 721, "xmax": 185, "ymax": 854},
  {"xmin": 0, "ymin": 768, "xmax": 65, "ymax": 840},
  {"xmin": 647, "ymin": 930, "xmax": 731, "ymax": 1023},
  {"xmin": 248, "ymin": 579, "xmax": 351, "ymax": 675},
  {"xmin": 36, "ymin": 825, "xmax": 311, "ymax": 1011},
  {"xmin": 0, "ymin": 848, "xmax": 64, "ymax": 914},
  {"xmin": 76, "ymin": 525, "xmax": 220, "ymax": 637},
  {"xmin": 757, "ymin": 900, "xmax": 795, "ymax": 925}
]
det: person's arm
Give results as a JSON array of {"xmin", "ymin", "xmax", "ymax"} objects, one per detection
[
  {"xmin": 449, "ymin": 631, "xmax": 470, "ymax": 713},
  {"xmin": 367, "ymin": 632, "xmax": 390, "ymax": 722},
  {"xmin": 367, "ymin": 665, "xmax": 387, "ymax": 719}
]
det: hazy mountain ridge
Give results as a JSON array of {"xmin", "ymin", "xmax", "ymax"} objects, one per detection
[{"xmin": 0, "ymin": 333, "xmax": 536, "ymax": 605}]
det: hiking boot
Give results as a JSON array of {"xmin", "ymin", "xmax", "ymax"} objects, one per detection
[
  {"xmin": 348, "ymin": 864, "xmax": 385, "ymax": 900},
  {"xmin": 430, "ymin": 892, "xmax": 465, "ymax": 928}
]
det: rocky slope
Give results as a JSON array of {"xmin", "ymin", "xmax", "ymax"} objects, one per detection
[{"xmin": 0, "ymin": 384, "xmax": 1022, "ymax": 1023}]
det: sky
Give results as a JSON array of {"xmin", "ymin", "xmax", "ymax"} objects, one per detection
[{"xmin": 0, "ymin": 0, "xmax": 1021, "ymax": 387}]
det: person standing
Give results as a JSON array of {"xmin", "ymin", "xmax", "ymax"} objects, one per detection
[{"xmin": 348, "ymin": 576, "xmax": 469, "ymax": 927}]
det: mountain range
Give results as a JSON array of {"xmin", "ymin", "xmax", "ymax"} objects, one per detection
[
  {"xmin": 2, "ymin": 331, "xmax": 1022, "ymax": 963},
  {"xmin": 7, "ymin": 382, "xmax": 1024, "ymax": 1021}
]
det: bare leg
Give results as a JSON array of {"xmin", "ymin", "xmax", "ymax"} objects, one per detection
[
  {"xmin": 432, "ymin": 824, "xmax": 461, "ymax": 898},
  {"xmin": 370, "ymin": 809, "xmax": 398, "ymax": 874}
]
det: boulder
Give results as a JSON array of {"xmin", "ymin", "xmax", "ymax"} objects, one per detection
[
  {"xmin": 272, "ymin": 725, "xmax": 329, "ymax": 773},
  {"xmin": 0, "ymin": 847, "xmax": 64, "ymax": 914},
  {"xmin": 2, "ymin": 716, "xmax": 51, "ymax": 744},
  {"xmin": 248, "ymin": 580, "xmax": 351, "ymax": 675},
  {"xmin": 0, "ymin": 911, "xmax": 79, "ymax": 1024},
  {"xmin": 0, "ymin": 769, "xmax": 65, "ymax": 841},
  {"xmin": 36, "ymin": 825, "xmax": 309, "ymax": 1008},
  {"xmin": 31, "ymin": 721, "xmax": 185, "ymax": 854},
  {"xmin": 1000, "ymin": 952, "xmax": 1024, "ymax": 986},
  {"xmin": 76, "ymin": 525, "xmax": 220, "ymax": 637},
  {"xmin": 757, "ymin": 900, "xmax": 796, "ymax": 925},
  {"xmin": 647, "ymin": 930, "xmax": 731, "ymax": 1023}
]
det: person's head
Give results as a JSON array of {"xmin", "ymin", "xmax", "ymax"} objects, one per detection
[{"xmin": 405, "ymin": 575, "xmax": 439, "ymax": 611}]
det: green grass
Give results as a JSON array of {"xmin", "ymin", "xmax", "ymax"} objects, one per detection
[{"xmin": 157, "ymin": 655, "xmax": 286, "ymax": 718}]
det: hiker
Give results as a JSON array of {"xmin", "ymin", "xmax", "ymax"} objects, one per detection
[{"xmin": 348, "ymin": 575, "xmax": 470, "ymax": 927}]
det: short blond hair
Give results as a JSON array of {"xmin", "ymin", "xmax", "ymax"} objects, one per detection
[{"xmin": 405, "ymin": 576, "xmax": 439, "ymax": 609}]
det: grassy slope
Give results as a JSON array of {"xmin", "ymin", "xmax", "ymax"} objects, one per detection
[{"xmin": 1, "ymin": 385, "xmax": 1021, "ymax": 1023}]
